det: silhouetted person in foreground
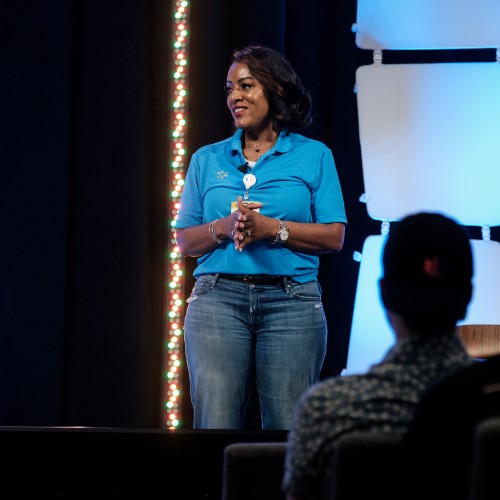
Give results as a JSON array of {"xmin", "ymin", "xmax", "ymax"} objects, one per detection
[{"xmin": 283, "ymin": 212, "xmax": 475, "ymax": 499}]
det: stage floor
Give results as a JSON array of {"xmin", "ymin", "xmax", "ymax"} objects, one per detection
[{"xmin": 0, "ymin": 426, "xmax": 288, "ymax": 499}]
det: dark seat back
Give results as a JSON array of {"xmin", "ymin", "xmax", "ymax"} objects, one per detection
[
  {"xmin": 396, "ymin": 356, "xmax": 500, "ymax": 500},
  {"xmin": 469, "ymin": 417, "xmax": 500, "ymax": 500},
  {"xmin": 327, "ymin": 432, "xmax": 403, "ymax": 500},
  {"xmin": 221, "ymin": 442, "xmax": 287, "ymax": 500}
]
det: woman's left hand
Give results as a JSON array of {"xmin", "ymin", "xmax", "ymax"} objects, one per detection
[
  {"xmin": 233, "ymin": 196, "xmax": 274, "ymax": 251},
  {"xmin": 232, "ymin": 196, "xmax": 345, "ymax": 254}
]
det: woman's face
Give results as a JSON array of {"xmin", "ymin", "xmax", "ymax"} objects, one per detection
[{"xmin": 225, "ymin": 62, "xmax": 271, "ymax": 133}]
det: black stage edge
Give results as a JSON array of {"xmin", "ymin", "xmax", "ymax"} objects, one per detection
[{"xmin": 0, "ymin": 426, "xmax": 288, "ymax": 499}]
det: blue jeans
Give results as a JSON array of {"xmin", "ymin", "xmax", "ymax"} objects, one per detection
[{"xmin": 183, "ymin": 274, "xmax": 328, "ymax": 429}]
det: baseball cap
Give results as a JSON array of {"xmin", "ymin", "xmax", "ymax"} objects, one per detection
[{"xmin": 380, "ymin": 212, "xmax": 473, "ymax": 319}]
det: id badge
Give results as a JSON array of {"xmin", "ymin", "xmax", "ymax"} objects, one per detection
[{"xmin": 231, "ymin": 201, "xmax": 261, "ymax": 213}]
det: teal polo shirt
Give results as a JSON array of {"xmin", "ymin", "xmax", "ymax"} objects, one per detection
[{"xmin": 176, "ymin": 129, "xmax": 347, "ymax": 283}]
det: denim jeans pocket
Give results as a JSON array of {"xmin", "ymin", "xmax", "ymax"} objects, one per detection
[
  {"xmin": 187, "ymin": 274, "xmax": 216, "ymax": 303},
  {"xmin": 286, "ymin": 280, "xmax": 322, "ymax": 301}
]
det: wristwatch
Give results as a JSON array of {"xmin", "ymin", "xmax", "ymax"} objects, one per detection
[{"xmin": 272, "ymin": 219, "xmax": 289, "ymax": 244}]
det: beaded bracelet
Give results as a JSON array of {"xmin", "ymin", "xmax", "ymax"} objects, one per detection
[{"xmin": 209, "ymin": 219, "xmax": 224, "ymax": 244}]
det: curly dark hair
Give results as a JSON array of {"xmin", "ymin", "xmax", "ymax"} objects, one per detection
[{"xmin": 230, "ymin": 45, "xmax": 313, "ymax": 132}]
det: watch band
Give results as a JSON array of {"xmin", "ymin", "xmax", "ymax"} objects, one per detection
[
  {"xmin": 271, "ymin": 219, "xmax": 282, "ymax": 244},
  {"xmin": 272, "ymin": 219, "xmax": 288, "ymax": 244}
]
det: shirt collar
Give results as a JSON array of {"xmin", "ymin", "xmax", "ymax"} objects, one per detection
[{"xmin": 230, "ymin": 128, "xmax": 293, "ymax": 155}]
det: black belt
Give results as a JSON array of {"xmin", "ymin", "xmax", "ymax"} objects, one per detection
[{"xmin": 218, "ymin": 274, "xmax": 286, "ymax": 285}]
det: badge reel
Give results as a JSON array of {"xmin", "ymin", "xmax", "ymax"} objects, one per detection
[
  {"xmin": 231, "ymin": 172, "xmax": 261, "ymax": 212},
  {"xmin": 243, "ymin": 173, "xmax": 256, "ymax": 200}
]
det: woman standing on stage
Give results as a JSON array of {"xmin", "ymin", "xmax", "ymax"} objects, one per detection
[{"xmin": 175, "ymin": 44, "xmax": 347, "ymax": 429}]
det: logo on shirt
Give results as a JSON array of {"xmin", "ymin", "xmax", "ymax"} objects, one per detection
[{"xmin": 217, "ymin": 170, "xmax": 229, "ymax": 180}]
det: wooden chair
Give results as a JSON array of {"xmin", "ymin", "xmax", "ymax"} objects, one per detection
[{"xmin": 458, "ymin": 325, "xmax": 500, "ymax": 359}]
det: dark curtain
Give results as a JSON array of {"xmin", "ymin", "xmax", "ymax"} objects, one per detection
[
  {"xmin": 0, "ymin": 0, "xmax": 382, "ymax": 428},
  {"xmin": 0, "ymin": 0, "xmax": 170, "ymax": 427}
]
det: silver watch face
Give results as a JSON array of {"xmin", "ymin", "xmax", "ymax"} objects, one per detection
[{"xmin": 279, "ymin": 227, "xmax": 289, "ymax": 241}]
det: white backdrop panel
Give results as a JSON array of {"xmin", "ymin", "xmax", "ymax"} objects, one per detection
[
  {"xmin": 355, "ymin": 0, "xmax": 500, "ymax": 50},
  {"xmin": 356, "ymin": 62, "xmax": 500, "ymax": 227}
]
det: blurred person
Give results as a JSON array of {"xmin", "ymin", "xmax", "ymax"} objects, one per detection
[{"xmin": 283, "ymin": 212, "xmax": 475, "ymax": 499}]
